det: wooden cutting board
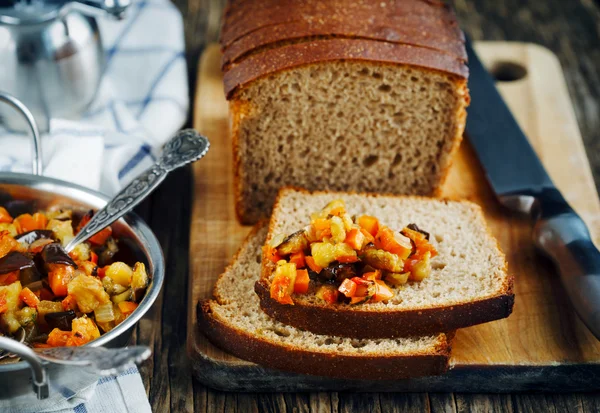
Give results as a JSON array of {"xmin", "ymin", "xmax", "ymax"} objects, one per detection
[{"xmin": 187, "ymin": 42, "xmax": 600, "ymax": 392}]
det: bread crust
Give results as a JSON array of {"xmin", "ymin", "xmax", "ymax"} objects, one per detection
[
  {"xmin": 221, "ymin": 23, "xmax": 466, "ymax": 69},
  {"xmin": 256, "ymin": 187, "xmax": 515, "ymax": 338},
  {"xmin": 220, "ymin": 0, "xmax": 462, "ymax": 48},
  {"xmin": 198, "ymin": 300, "xmax": 452, "ymax": 380},
  {"xmin": 223, "ymin": 38, "xmax": 468, "ymax": 99}
]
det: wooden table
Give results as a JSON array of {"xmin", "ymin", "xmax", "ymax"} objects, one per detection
[{"xmin": 132, "ymin": 1, "xmax": 600, "ymax": 411}]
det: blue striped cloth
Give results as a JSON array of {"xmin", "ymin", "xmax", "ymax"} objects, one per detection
[
  {"xmin": 2, "ymin": 365, "xmax": 151, "ymax": 413},
  {"xmin": 0, "ymin": 0, "xmax": 189, "ymax": 196}
]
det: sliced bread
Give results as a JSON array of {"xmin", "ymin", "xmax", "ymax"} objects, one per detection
[
  {"xmin": 198, "ymin": 223, "xmax": 453, "ymax": 380},
  {"xmin": 221, "ymin": 0, "xmax": 470, "ymax": 224},
  {"xmin": 255, "ymin": 188, "xmax": 514, "ymax": 338}
]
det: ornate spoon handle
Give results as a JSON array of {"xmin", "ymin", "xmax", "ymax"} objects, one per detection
[{"xmin": 65, "ymin": 129, "xmax": 209, "ymax": 252}]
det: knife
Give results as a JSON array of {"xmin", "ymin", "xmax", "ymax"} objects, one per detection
[{"xmin": 465, "ymin": 39, "xmax": 600, "ymax": 340}]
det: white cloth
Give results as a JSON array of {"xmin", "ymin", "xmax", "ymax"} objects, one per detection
[
  {"xmin": 0, "ymin": 0, "xmax": 188, "ymax": 411},
  {"xmin": 0, "ymin": 0, "xmax": 189, "ymax": 195},
  {"xmin": 1, "ymin": 365, "xmax": 152, "ymax": 413}
]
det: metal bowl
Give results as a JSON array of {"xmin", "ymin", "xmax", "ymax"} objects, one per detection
[{"xmin": 0, "ymin": 94, "xmax": 164, "ymax": 401}]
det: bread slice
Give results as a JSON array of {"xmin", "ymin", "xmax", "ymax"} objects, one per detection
[
  {"xmin": 221, "ymin": 0, "xmax": 470, "ymax": 224},
  {"xmin": 198, "ymin": 223, "xmax": 453, "ymax": 380},
  {"xmin": 255, "ymin": 188, "xmax": 514, "ymax": 339}
]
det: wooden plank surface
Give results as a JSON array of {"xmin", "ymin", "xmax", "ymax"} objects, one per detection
[{"xmin": 186, "ymin": 41, "xmax": 600, "ymax": 392}]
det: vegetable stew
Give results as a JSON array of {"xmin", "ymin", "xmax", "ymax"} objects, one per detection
[
  {"xmin": 265, "ymin": 199, "xmax": 437, "ymax": 306},
  {"xmin": 0, "ymin": 205, "xmax": 149, "ymax": 348}
]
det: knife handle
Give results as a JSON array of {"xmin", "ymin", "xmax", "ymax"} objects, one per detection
[{"xmin": 533, "ymin": 194, "xmax": 600, "ymax": 340}]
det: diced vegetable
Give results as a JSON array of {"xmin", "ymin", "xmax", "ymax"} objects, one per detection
[
  {"xmin": 67, "ymin": 274, "xmax": 110, "ymax": 313},
  {"xmin": 46, "ymin": 219, "xmax": 74, "ymax": 246},
  {"xmin": 0, "ymin": 291, "xmax": 7, "ymax": 314},
  {"xmin": 334, "ymin": 243, "xmax": 358, "ymax": 263},
  {"xmin": 110, "ymin": 288, "xmax": 132, "ymax": 304},
  {"xmin": 310, "ymin": 242, "xmax": 336, "ymax": 268},
  {"xmin": 330, "ymin": 216, "xmax": 346, "ymax": 243},
  {"xmin": 361, "ymin": 246, "xmax": 404, "ymax": 273},
  {"xmin": 0, "ymin": 271, "xmax": 19, "ymax": 286},
  {"xmin": 384, "ymin": 272, "xmax": 410, "ymax": 286},
  {"xmin": 0, "ymin": 207, "xmax": 12, "ymax": 224},
  {"xmin": 315, "ymin": 285, "xmax": 339, "ymax": 304},
  {"xmin": 117, "ymin": 301, "xmax": 138, "ymax": 315},
  {"xmin": 402, "ymin": 226, "xmax": 438, "ymax": 258},
  {"xmin": 67, "ymin": 316, "xmax": 100, "ymax": 346},
  {"xmin": 371, "ymin": 280, "xmax": 394, "ymax": 302},
  {"xmin": 263, "ymin": 245, "xmax": 282, "ymax": 264},
  {"xmin": 37, "ymin": 300, "xmax": 66, "ymax": 325},
  {"xmin": 20, "ymin": 287, "xmax": 40, "ymax": 308},
  {"xmin": 78, "ymin": 260, "xmax": 98, "ymax": 277},
  {"xmin": 29, "ymin": 238, "xmax": 53, "ymax": 254},
  {"xmin": 0, "ymin": 281, "xmax": 22, "ymax": 312},
  {"xmin": 45, "ymin": 310, "xmax": 75, "ymax": 331},
  {"xmin": 48, "ymin": 264, "xmax": 77, "ymax": 297},
  {"xmin": 276, "ymin": 230, "xmax": 309, "ymax": 256},
  {"xmin": 102, "ymin": 276, "xmax": 128, "ymax": 296},
  {"xmin": 270, "ymin": 261, "xmax": 297, "ymax": 305},
  {"xmin": 0, "ymin": 231, "xmax": 20, "ymax": 259},
  {"xmin": 305, "ymin": 256, "xmax": 322, "ymax": 274},
  {"xmin": 47, "ymin": 328, "xmax": 71, "ymax": 347},
  {"xmin": 408, "ymin": 252, "xmax": 432, "ymax": 281},
  {"xmin": 344, "ymin": 228, "xmax": 365, "ymax": 251},
  {"xmin": 293, "ymin": 269, "xmax": 310, "ymax": 294},
  {"xmin": 338, "ymin": 278, "xmax": 357, "ymax": 297},
  {"xmin": 362, "ymin": 271, "xmax": 382, "ymax": 281},
  {"xmin": 131, "ymin": 262, "xmax": 149, "ymax": 302},
  {"xmin": 14, "ymin": 214, "xmax": 45, "ymax": 234},
  {"xmin": 105, "ymin": 262, "xmax": 133, "ymax": 287},
  {"xmin": 15, "ymin": 306, "xmax": 37, "ymax": 326},
  {"xmin": 289, "ymin": 251, "xmax": 306, "ymax": 269},
  {"xmin": 374, "ymin": 227, "xmax": 412, "ymax": 259},
  {"xmin": 90, "ymin": 251, "xmax": 98, "ymax": 264},
  {"xmin": 357, "ymin": 215, "xmax": 379, "ymax": 236},
  {"xmin": 94, "ymin": 302, "xmax": 115, "ymax": 323},
  {"xmin": 0, "ymin": 223, "xmax": 17, "ymax": 237},
  {"xmin": 69, "ymin": 242, "xmax": 91, "ymax": 262},
  {"xmin": 61, "ymin": 295, "xmax": 77, "ymax": 311}
]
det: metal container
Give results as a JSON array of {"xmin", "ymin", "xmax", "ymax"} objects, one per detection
[
  {"xmin": 0, "ymin": 0, "xmax": 130, "ymax": 130},
  {"xmin": 0, "ymin": 92, "xmax": 164, "ymax": 401}
]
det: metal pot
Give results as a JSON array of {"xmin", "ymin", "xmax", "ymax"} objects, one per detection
[
  {"xmin": 0, "ymin": 0, "xmax": 130, "ymax": 130},
  {"xmin": 0, "ymin": 92, "xmax": 164, "ymax": 401}
]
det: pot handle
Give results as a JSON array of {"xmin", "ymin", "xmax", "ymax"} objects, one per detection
[
  {"xmin": 0, "ymin": 92, "xmax": 43, "ymax": 176},
  {"xmin": 60, "ymin": 0, "xmax": 131, "ymax": 20},
  {"xmin": 0, "ymin": 337, "xmax": 49, "ymax": 399}
]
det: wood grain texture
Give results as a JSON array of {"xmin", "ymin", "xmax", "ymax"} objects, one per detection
[
  {"xmin": 187, "ymin": 41, "xmax": 600, "ymax": 392},
  {"xmin": 138, "ymin": 0, "xmax": 600, "ymax": 411}
]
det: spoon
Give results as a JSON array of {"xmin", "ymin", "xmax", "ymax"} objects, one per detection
[{"xmin": 65, "ymin": 129, "xmax": 210, "ymax": 252}]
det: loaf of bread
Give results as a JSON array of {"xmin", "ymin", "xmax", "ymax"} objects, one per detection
[
  {"xmin": 221, "ymin": 0, "xmax": 470, "ymax": 224},
  {"xmin": 198, "ymin": 223, "xmax": 454, "ymax": 380},
  {"xmin": 256, "ymin": 188, "xmax": 514, "ymax": 338}
]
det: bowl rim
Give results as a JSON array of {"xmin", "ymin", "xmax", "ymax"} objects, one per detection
[{"xmin": 0, "ymin": 172, "xmax": 165, "ymax": 372}]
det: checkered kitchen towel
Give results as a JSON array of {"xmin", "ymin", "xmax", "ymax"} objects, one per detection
[
  {"xmin": 2, "ymin": 365, "xmax": 151, "ymax": 413},
  {"xmin": 0, "ymin": 0, "xmax": 189, "ymax": 195}
]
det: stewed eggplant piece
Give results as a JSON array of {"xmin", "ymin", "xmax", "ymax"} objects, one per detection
[
  {"xmin": 276, "ymin": 230, "xmax": 309, "ymax": 256},
  {"xmin": 15, "ymin": 230, "xmax": 54, "ymax": 245},
  {"xmin": 0, "ymin": 252, "xmax": 35, "ymax": 275},
  {"xmin": 41, "ymin": 243, "xmax": 77, "ymax": 267}
]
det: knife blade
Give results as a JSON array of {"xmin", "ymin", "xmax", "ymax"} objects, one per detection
[{"xmin": 465, "ymin": 39, "xmax": 600, "ymax": 340}]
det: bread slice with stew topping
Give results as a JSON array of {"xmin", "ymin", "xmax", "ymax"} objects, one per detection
[
  {"xmin": 255, "ymin": 188, "xmax": 514, "ymax": 339},
  {"xmin": 198, "ymin": 223, "xmax": 453, "ymax": 380}
]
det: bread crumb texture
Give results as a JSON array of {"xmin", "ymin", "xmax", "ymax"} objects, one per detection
[
  {"xmin": 235, "ymin": 61, "xmax": 467, "ymax": 223},
  {"xmin": 211, "ymin": 225, "xmax": 446, "ymax": 356}
]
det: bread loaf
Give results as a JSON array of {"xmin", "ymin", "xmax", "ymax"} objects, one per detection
[
  {"xmin": 198, "ymin": 223, "xmax": 454, "ymax": 380},
  {"xmin": 221, "ymin": 0, "xmax": 470, "ymax": 224},
  {"xmin": 256, "ymin": 188, "xmax": 514, "ymax": 338}
]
